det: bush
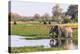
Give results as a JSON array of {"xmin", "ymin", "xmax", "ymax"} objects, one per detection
[
  {"xmin": 64, "ymin": 17, "xmax": 71, "ymax": 23},
  {"xmin": 48, "ymin": 21, "xmax": 51, "ymax": 24},
  {"xmin": 14, "ymin": 21, "xmax": 17, "ymax": 25},
  {"xmin": 43, "ymin": 21, "xmax": 47, "ymax": 24},
  {"xmin": 73, "ymin": 18, "xmax": 78, "ymax": 22}
]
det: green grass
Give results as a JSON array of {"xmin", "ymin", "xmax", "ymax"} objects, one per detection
[
  {"xmin": 72, "ymin": 29, "xmax": 78, "ymax": 38},
  {"xmin": 11, "ymin": 23, "xmax": 49, "ymax": 37},
  {"xmin": 22, "ymin": 36, "xmax": 50, "ymax": 40},
  {"xmin": 9, "ymin": 23, "xmax": 78, "ymax": 53},
  {"xmin": 9, "ymin": 46, "xmax": 64, "ymax": 53},
  {"xmin": 11, "ymin": 23, "xmax": 78, "ymax": 39}
]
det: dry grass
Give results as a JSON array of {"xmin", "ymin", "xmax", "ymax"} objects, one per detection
[{"xmin": 59, "ymin": 23, "xmax": 78, "ymax": 29}]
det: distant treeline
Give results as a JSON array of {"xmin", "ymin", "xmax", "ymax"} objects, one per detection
[{"xmin": 9, "ymin": 4, "xmax": 78, "ymax": 24}]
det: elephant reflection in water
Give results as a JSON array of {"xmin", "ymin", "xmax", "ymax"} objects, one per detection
[
  {"xmin": 49, "ymin": 39, "xmax": 64, "ymax": 47},
  {"xmin": 49, "ymin": 39, "xmax": 58, "ymax": 47},
  {"xmin": 63, "ymin": 39, "xmax": 76, "ymax": 50},
  {"xmin": 49, "ymin": 39, "xmax": 76, "ymax": 50}
]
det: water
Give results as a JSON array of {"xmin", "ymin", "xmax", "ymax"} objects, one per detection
[
  {"xmin": 10, "ymin": 35, "xmax": 78, "ymax": 50},
  {"xmin": 10, "ymin": 35, "xmax": 50, "ymax": 48}
]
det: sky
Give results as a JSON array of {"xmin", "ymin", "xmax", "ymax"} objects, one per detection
[{"xmin": 11, "ymin": 1, "xmax": 70, "ymax": 16}]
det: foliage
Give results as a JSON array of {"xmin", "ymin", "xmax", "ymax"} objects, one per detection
[
  {"xmin": 48, "ymin": 21, "xmax": 51, "ymax": 24},
  {"xmin": 52, "ymin": 4, "xmax": 62, "ymax": 23},
  {"xmin": 11, "ymin": 22, "xmax": 78, "ymax": 39},
  {"xmin": 72, "ymin": 18, "xmax": 78, "ymax": 22},
  {"xmin": 66, "ymin": 5, "xmax": 78, "ymax": 19},
  {"xmin": 33, "ymin": 13, "xmax": 40, "ymax": 20},
  {"xmin": 43, "ymin": 13, "xmax": 50, "ymax": 21},
  {"xmin": 64, "ymin": 17, "xmax": 71, "ymax": 23},
  {"xmin": 14, "ymin": 21, "xmax": 17, "ymax": 25}
]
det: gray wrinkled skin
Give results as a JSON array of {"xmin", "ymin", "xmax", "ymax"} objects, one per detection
[{"xmin": 49, "ymin": 25, "xmax": 72, "ymax": 38}]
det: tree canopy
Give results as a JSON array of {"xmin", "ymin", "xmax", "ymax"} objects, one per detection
[
  {"xmin": 52, "ymin": 4, "xmax": 62, "ymax": 23},
  {"xmin": 66, "ymin": 5, "xmax": 78, "ymax": 19}
]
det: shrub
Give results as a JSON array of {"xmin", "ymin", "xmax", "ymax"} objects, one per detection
[
  {"xmin": 64, "ymin": 17, "xmax": 71, "ymax": 23},
  {"xmin": 43, "ymin": 21, "xmax": 47, "ymax": 24}
]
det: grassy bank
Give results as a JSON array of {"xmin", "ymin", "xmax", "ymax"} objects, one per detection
[
  {"xmin": 9, "ymin": 23, "xmax": 78, "ymax": 53},
  {"xmin": 10, "ymin": 23, "xmax": 78, "ymax": 39},
  {"xmin": 11, "ymin": 23, "xmax": 49, "ymax": 37},
  {"xmin": 9, "ymin": 46, "xmax": 64, "ymax": 53}
]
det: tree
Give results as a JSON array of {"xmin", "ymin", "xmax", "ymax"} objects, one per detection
[
  {"xmin": 33, "ymin": 13, "xmax": 40, "ymax": 20},
  {"xmin": 52, "ymin": 4, "xmax": 62, "ymax": 23},
  {"xmin": 43, "ymin": 13, "xmax": 49, "ymax": 21},
  {"xmin": 10, "ymin": 12, "xmax": 22, "ymax": 24},
  {"xmin": 66, "ymin": 5, "xmax": 78, "ymax": 20},
  {"xmin": 10, "ymin": 12, "xmax": 17, "ymax": 25},
  {"xmin": 42, "ymin": 13, "xmax": 50, "ymax": 24}
]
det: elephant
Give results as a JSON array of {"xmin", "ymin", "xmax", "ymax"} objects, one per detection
[
  {"xmin": 49, "ymin": 25, "xmax": 73, "ymax": 38},
  {"xmin": 59, "ymin": 26, "xmax": 73, "ymax": 38}
]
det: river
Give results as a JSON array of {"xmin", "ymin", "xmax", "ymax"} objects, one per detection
[{"xmin": 9, "ymin": 35, "xmax": 78, "ymax": 50}]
